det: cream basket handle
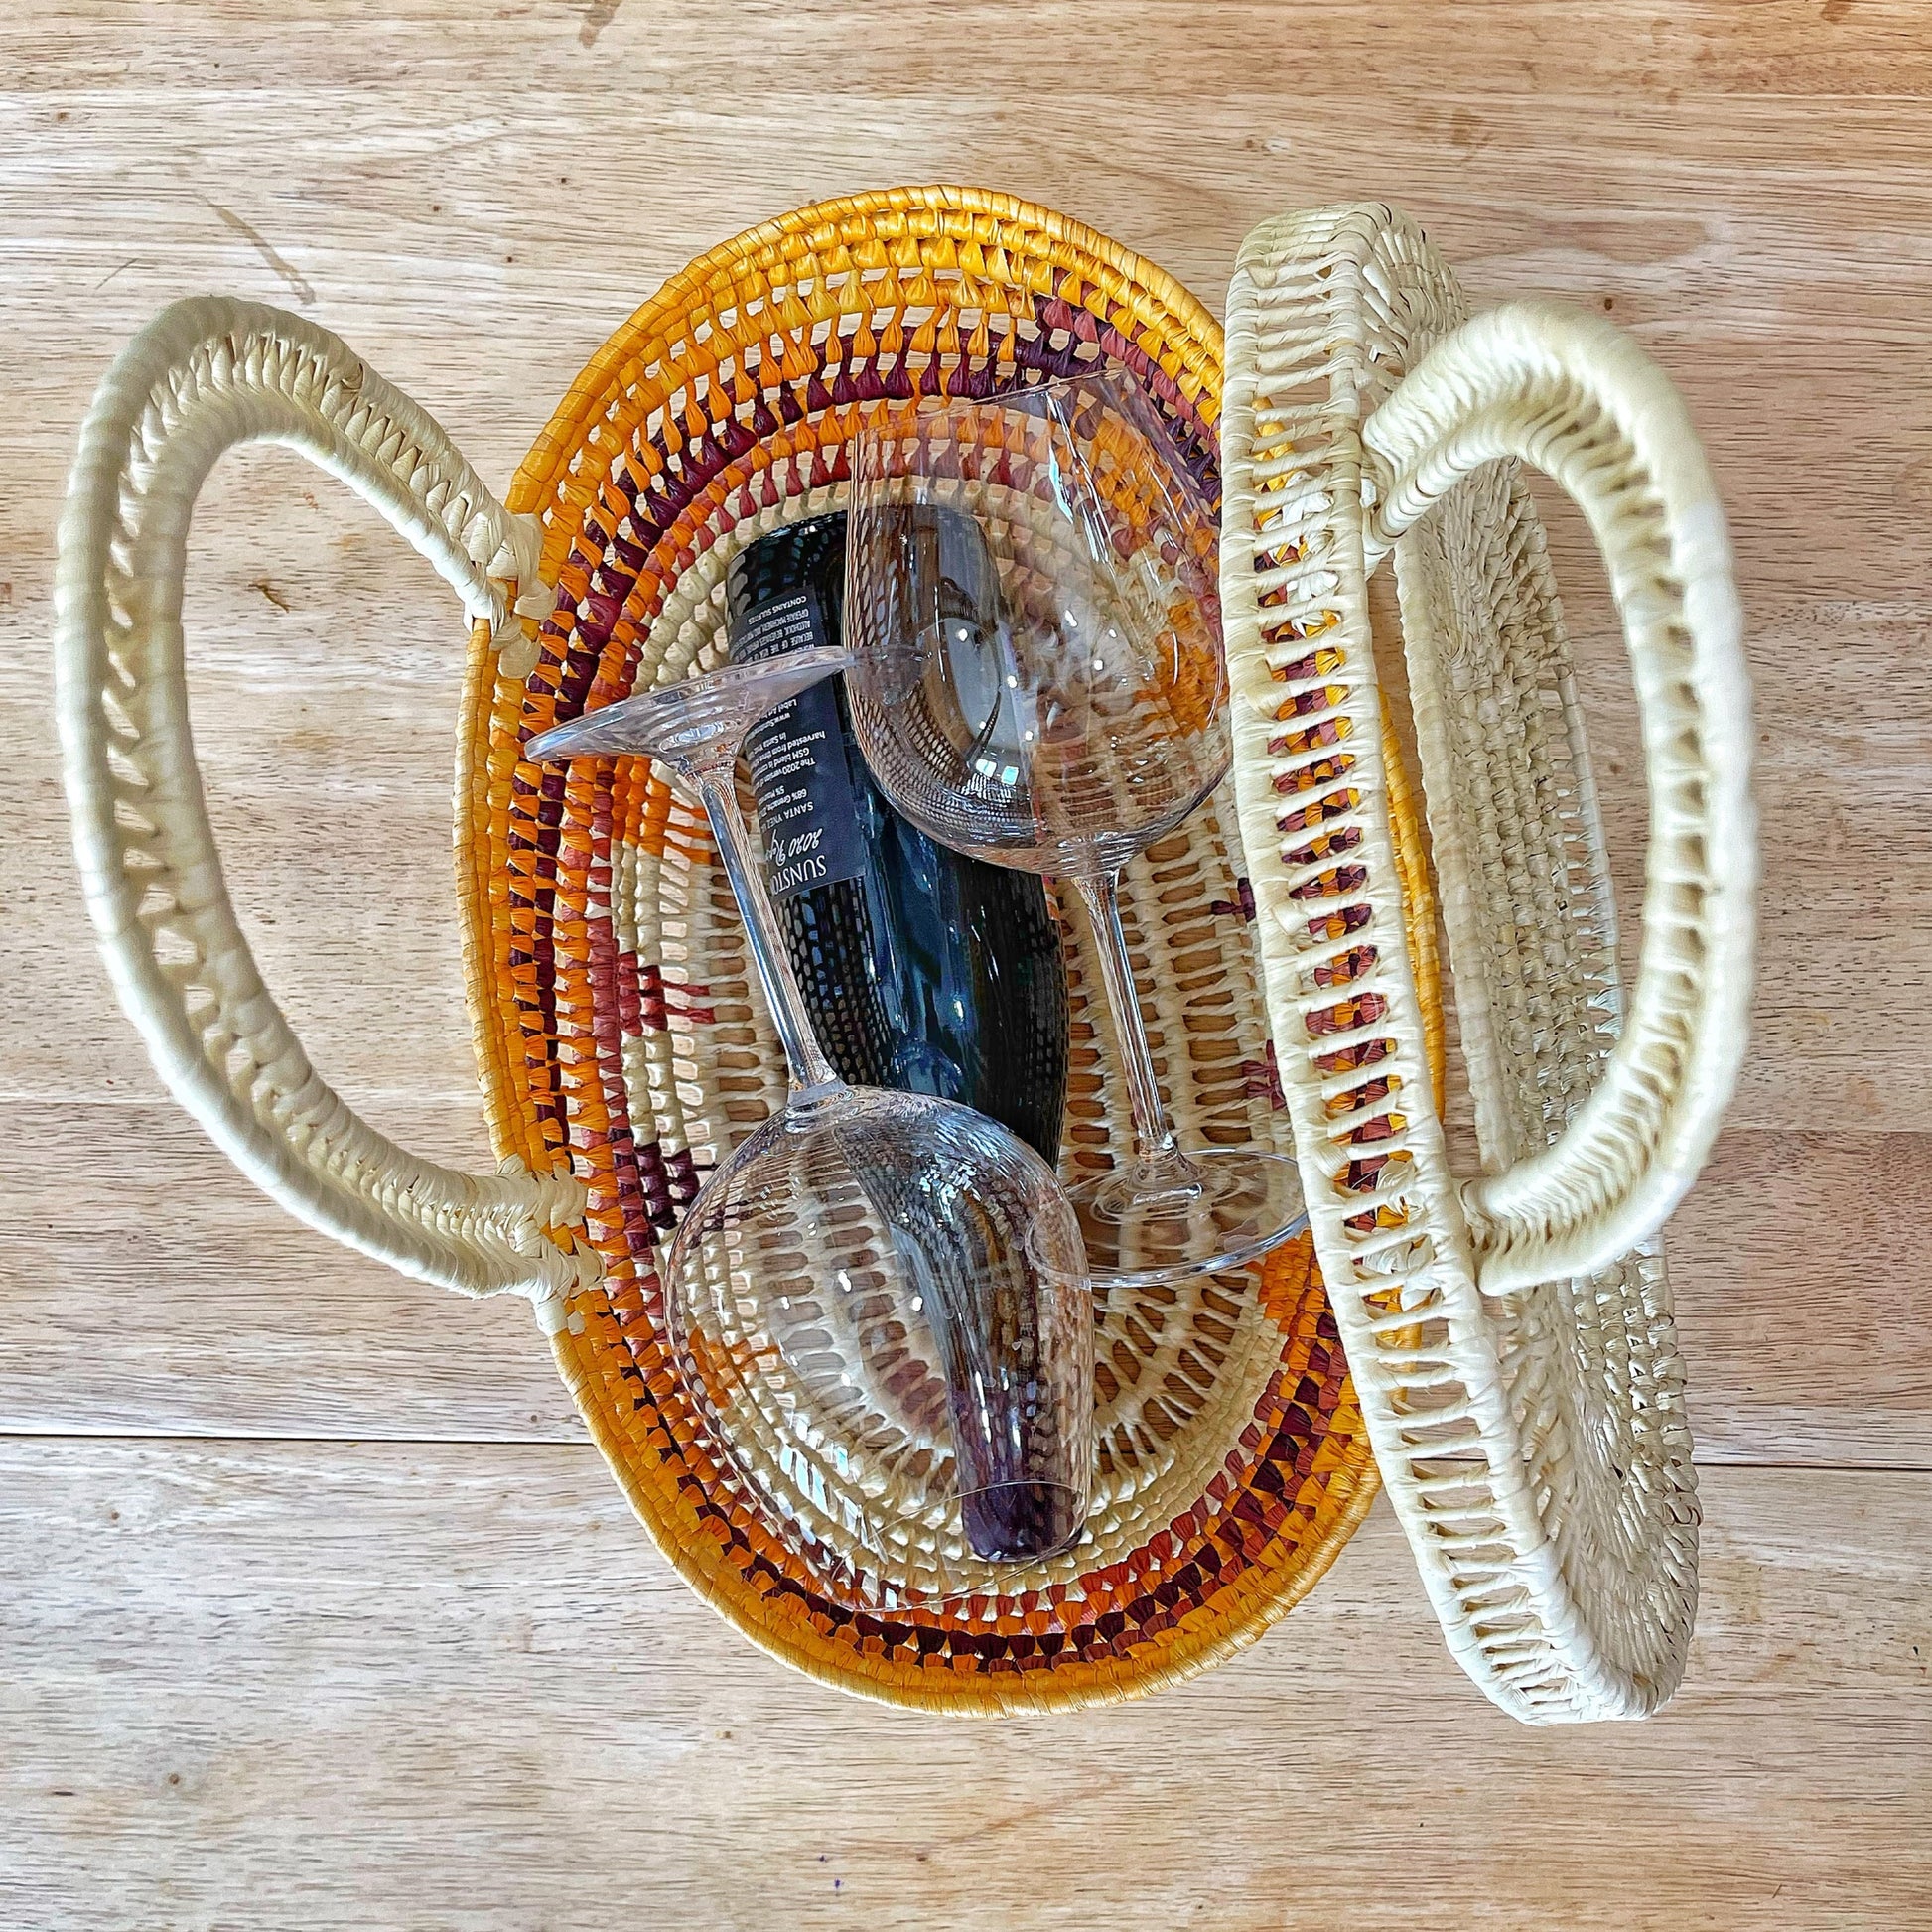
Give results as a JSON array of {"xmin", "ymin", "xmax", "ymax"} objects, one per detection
[
  {"xmin": 54, "ymin": 295, "xmax": 588, "ymax": 1302},
  {"xmin": 1362, "ymin": 301, "xmax": 1755, "ymax": 1294}
]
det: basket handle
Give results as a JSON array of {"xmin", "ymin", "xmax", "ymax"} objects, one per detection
[
  {"xmin": 1361, "ymin": 302, "xmax": 1755, "ymax": 1294},
  {"xmin": 55, "ymin": 296, "xmax": 587, "ymax": 1303}
]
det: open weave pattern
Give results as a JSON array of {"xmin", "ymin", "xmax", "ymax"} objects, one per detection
[
  {"xmin": 1219, "ymin": 205, "xmax": 1752, "ymax": 1721},
  {"xmin": 465, "ymin": 187, "xmax": 1448, "ymax": 1709},
  {"xmin": 623, "ymin": 518, "xmax": 1328, "ymax": 1613},
  {"xmin": 55, "ymin": 296, "xmax": 587, "ymax": 1299}
]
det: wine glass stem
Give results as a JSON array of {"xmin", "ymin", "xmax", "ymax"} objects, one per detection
[
  {"xmin": 693, "ymin": 766, "xmax": 840, "ymax": 1097},
  {"xmin": 1073, "ymin": 870, "xmax": 1190, "ymax": 1178}
]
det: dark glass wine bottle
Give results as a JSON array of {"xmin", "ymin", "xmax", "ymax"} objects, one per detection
[{"xmin": 726, "ymin": 510, "xmax": 1068, "ymax": 1167}]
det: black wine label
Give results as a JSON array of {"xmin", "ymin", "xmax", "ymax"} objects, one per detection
[{"xmin": 735, "ymin": 589, "xmax": 867, "ymax": 900}]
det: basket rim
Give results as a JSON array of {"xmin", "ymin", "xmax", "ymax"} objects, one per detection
[
  {"xmin": 505, "ymin": 183, "xmax": 1223, "ymax": 536},
  {"xmin": 1219, "ymin": 201, "xmax": 1714, "ymax": 1723}
]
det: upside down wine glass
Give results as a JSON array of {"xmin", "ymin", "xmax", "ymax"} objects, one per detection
[
  {"xmin": 842, "ymin": 370, "xmax": 1309, "ymax": 1287},
  {"xmin": 527, "ymin": 651, "xmax": 1093, "ymax": 1585}
]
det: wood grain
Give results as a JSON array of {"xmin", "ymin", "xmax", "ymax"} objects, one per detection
[
  {"xmin": 6, "ymin": 0, "xmax": 1932, "ymax": 1922},
  {"xmin": 3, "ymin": 1445, "xmax": 1927, "ymax": 1932},
  {"xmin": 9, "ymin": 115, "xmax": 1932, "ymax": 1127},
  {"xmin": 6, "ymin": 1112, "xmax": 1927, "ymax": 1464}
]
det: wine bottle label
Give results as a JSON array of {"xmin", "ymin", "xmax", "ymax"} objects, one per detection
[{"xmin": 735, "ymin": 589, "xmax": 868, "ymax": 900}]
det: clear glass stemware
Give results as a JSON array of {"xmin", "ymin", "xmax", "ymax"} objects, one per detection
[
  {"xmin": 842, "ymin": 369, "xmax": 1310, "ymax": 1287},
  {"xmin": 527, "ymin": 650, "xmax": 1094, "ymax": 1598}
]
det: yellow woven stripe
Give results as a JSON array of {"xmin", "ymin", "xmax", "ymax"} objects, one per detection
[
  {"xmin": 1384, "ymin": 700, "xmax": 1449, "ymax": 1111},
  {"xmin": 507, "ymin": 184, "xmax": 1222, "ymax": 546}
]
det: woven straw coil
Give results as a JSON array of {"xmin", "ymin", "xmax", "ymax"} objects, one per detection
[{"xmin": 1219, "ymin": 206, "xmax": 1751, "ymax": 1722}]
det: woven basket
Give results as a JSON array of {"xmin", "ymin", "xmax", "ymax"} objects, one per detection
[
  {"xmin": 1220, "ymin": 206, "xmax": 1753, "ymax": 1721},
  {"xmin": 55, "ymin": 187, "xmax": 1747, "ymax": 1720},
  {"xmin": 57, "ymin": 188, "xmax": 1445, "ymax": 1712}
]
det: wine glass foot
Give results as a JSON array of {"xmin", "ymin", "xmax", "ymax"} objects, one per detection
[
  {"xmin": 525, "ymin": 645, "xmax": 851, "ymax": 767},
  {"xmin": 1067, "ymin": 1147, "xmax": 1308, "ymax": 1287}
]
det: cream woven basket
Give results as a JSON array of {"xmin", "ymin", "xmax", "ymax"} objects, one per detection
[
  {"xmin": 1220, "ymin": 206, "xmax": 1754, "ymax": 1721},
  {"xmin": 53, "ymin": 189, "xmax": 1751, "ymax": 1723}
]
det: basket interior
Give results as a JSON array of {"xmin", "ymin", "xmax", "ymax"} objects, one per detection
[{"xmin": 458, "ymin": 188, "xmax": 1428, "ymax": 1708}]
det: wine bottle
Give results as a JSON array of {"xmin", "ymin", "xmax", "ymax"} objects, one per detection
[{"xmin": 726, "ymin": 510, "xmax": 1069, "ymax": 1167}]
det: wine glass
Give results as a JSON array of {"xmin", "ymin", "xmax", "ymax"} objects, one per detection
[
  {"xmin": 526, "ymin": 650, "xmax": 1093, "ymax": 1598},
  {"xmin": 842, "ymin": 370, "xmax": 1309, "ymax": 1287}
]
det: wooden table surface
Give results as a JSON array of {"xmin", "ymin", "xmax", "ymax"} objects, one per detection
[{"xmin": 6, "ymin": 3, "xmax": 1930, "ymax": 1926}]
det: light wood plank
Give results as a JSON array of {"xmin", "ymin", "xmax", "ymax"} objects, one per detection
[
  {"xmin": 2, "ymin": 1444, "xmax": 1925, "ymax": 1931},
  {"xmin": 5, "ymin": 9, "xmax": 1932, "ymax": 1130},
  {"xmin": 0, "ymin": 1101, "xmax": 578, "ymax": 1442},
  {"xmin": 6, "ymin": 1109, "xmax": 1920, "ymax": 1463},
  {"xmin": 1669, "ymin": 1130, "xmax": 1932, "ymax": 1467},
  {"xmin": 7, "ymin": 0, "xmax": 1932, "ymax": 104},
  {"xmin": 5, "ymin": 0, "xmax": 1929, "ymax": 1450}
]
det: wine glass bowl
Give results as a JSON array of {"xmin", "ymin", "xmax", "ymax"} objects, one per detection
[
  {"xmin": 843, "ymin": 389, "xmax": 1231, "ymax": 880},
  {"xmin": 527, "ymin": 652, "xmax": 1094, "ymax": 1604},
  {"xmin": 664, "ymin": 1080, "xmax": 1091, "ymax": 1593},
  {"xmin": 843, "ymin": 370, "xmax": 1308, "ymax": 1287}
]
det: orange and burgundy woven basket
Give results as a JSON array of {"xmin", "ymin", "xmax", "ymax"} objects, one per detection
[
  {"xmin": 58, "ymin": 186, "xmax": 1449, "ymax": 1711},
  {"xmin": 466, "ymin": 188, "xmax": 1446, "ymax": 1706}
]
